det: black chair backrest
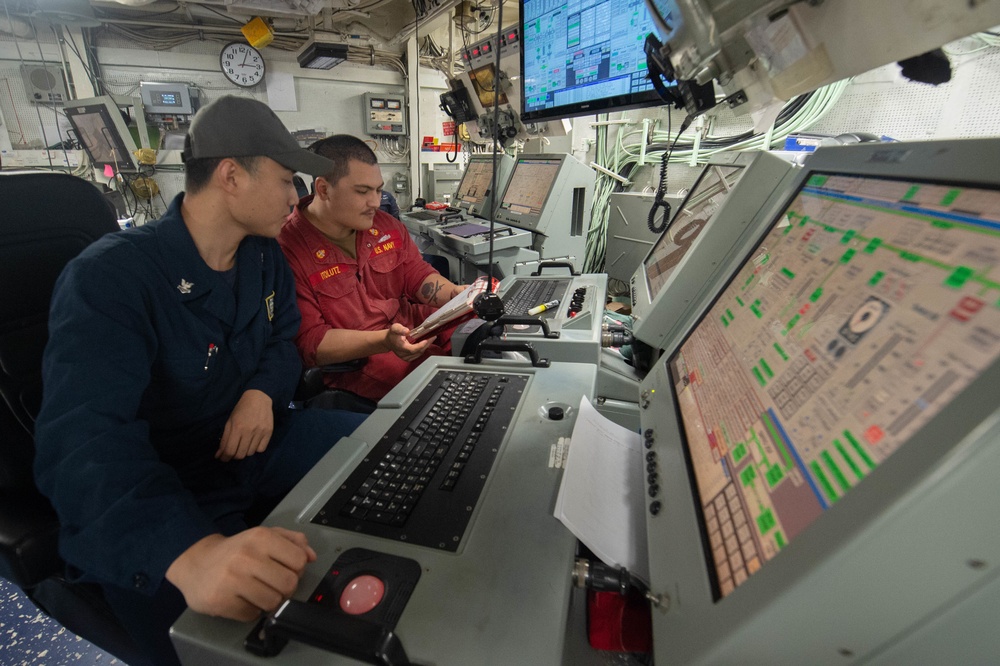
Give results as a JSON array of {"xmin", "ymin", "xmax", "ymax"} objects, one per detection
[{"xmin": 0, "ymin": 173, "xmax": 119, "ymax": 490}]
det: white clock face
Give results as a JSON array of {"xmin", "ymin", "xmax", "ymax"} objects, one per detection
[{"xmin": 220, "ymin": 42, "xmax": 265, "ymax": 88}]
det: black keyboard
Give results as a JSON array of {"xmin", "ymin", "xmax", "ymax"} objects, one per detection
[
  {"xmin": 502, "ymin": 278, "xmax": 571, "ymax": 316},
  {"xmin": 313, "ymin": 370, "xmax": 528, "ymax": 552}
]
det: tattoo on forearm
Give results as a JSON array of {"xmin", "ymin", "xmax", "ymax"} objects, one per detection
[{"xmin": 421, "ymin": 280, "xmax": 444, "ymax": 304}]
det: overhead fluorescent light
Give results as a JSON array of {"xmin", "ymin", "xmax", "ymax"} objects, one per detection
[{"xmin": 296, "ymin": 41, "xmax": 349, "ymax": 70}]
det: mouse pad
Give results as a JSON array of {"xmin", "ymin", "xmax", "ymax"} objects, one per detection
[
  {"xmin": 446, "ymin": 222, "xmax": 491, "ymax": 238},
  {"xmin": 308, "ymin": 548, "xmax": 422, "ymax": 629}
]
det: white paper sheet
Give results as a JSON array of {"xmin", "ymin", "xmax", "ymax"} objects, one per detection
[
  {"xmin": 265, "ymin": 71, "xmax": 297, "ymax": 111},
  {"xmin": 554, "ymin": 396, "xmax": 649, "ymax": 583}
]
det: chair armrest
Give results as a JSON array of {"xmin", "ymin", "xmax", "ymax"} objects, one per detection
[
  {"xmin": 318, "ymin": 359, "xmax": 369, "ymax": 374},
  {"xmin": 0, "ymin": 490, "xmax": 63, "ymax": 589},
  {"xmin": 299, "ymin": 359, "xmax": 369, "ymax": 400}
]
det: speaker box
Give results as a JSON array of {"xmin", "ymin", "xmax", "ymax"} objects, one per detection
[{"xmin": 21, "ymin": 64, "xmax": 68, "ymax": 104}]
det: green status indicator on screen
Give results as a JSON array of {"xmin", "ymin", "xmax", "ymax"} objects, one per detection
[
  {"xmin": 757, "ymin": 509, "xmax": 776, "ymax": 534},
  {"xmin": 941, "ymin": 189, "xmax": 961, "ymax": 206},
  {"xmin": 732, "ymin": 442, "xmax": 747, "ymax": 463},
  {"xmin": 765, "ymin": 464, "xmax": 784, "ymax": 488},
  {"xmin": 946, "ymin": 266, "xmax": 974, "ymax": 288}
]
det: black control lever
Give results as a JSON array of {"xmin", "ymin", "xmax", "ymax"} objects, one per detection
[
  {"xmin": 246, "ymin": 599, "xmax": 410, "ymax": 665},
  {"xmin": 465, "ymin": 340, "xmax": 550, "ymax": 367}
]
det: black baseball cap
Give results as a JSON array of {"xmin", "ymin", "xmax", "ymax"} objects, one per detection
[{"xmin": 181, "ymin": 96, "xmax": 332, "ymax": 177}]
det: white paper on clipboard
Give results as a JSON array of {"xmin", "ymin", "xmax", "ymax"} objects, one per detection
[{"xmin": 406, "ymin": 275, "xmax": 497, "ymax": 341}]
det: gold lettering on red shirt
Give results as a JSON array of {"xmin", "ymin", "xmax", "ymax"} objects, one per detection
[{"xmin": 307, "ymin": 263, "xmax": 347, "ymax": 286}]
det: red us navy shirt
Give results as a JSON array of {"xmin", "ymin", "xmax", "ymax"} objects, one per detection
[{"xmin": 279, "ymin": 199, "xmax": 453, "ymax": 400}]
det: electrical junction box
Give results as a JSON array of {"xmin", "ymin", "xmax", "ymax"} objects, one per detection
[{"xmin": 363, "ymin": 92, "xmax": 407, "ymax": 136}]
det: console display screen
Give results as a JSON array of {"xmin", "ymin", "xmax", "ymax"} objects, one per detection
[
  {"xmin": 670, "ymin": 172, "xmax": 1000, "ymax": 598},
  {"xmin": 498, "ymin": 158, "xmax": 561, "ymax": 217},
  {"xmin": 644, "ymin": 164, "xmax": 745, "ymax": 299}
]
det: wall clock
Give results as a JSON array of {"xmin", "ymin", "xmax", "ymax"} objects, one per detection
[{"xmin": 220, "ymin": 42, "xmax": 265, "ymax": 88}]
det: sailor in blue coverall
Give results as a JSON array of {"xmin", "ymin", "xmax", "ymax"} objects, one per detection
[{"xmin": 33, "ymin": 96, "xmax": 365, "ymax": 666}]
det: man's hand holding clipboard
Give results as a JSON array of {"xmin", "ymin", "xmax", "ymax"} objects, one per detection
[{"xmin": 406, "ymin": 276, "xmax": 498, "ymax": 342}]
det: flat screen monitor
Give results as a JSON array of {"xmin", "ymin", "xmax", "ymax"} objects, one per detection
[
  {"xmin": 64, "ymin": 96, "xmax": 140, "ymax": 174},
  {"xmin": 520, "ymin": 0, "xmax": 665, "ymax": 122},
  {"xmin": 630, "ymin": 151, "xmax": 794, "ymax": 351},
  {"xmin": 453, "ymin": 153, "xmax": 514, "ymax": 219},
  {"xmin": 644, "ymin": 163, "xmax": 745, "ymax": 300},
  {"xmin": 670, "ymin": 148, "xmax": 1000, "ymax": 598},
  {"xmin": 494, "ymin": 155, "xmax": 562, "ymax": 225},
  {"xmin": 641, "ymin": 139, "xmax": 1000, "ymax": 663}
]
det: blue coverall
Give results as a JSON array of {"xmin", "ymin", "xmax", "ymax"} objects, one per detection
[{"xmin": 34, "ymin": 193, "xmax": 364, "ymax": 665}]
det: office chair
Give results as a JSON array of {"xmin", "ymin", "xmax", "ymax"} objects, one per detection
[
  {"xmin": 294, "ymin": 360, "xmax": 378, "ymax": 414},
  {"xmin": 0, "ymin": 172, "xmax": 146, "ymax": 664}
]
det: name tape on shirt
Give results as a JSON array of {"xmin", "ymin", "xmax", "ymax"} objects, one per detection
[{"xmin": 308, "ymin": 263, "xmax": 351, "ymax": 286}]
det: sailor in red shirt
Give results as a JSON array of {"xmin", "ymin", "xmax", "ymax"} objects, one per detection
[{"xmin": 278, "ymin": 135, "xmax": 466, "ymax": 401}]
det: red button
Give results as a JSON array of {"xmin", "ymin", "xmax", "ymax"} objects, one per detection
[{"xmin": 339, "ymin": 575, "xmax": 385, "ymax": 615}]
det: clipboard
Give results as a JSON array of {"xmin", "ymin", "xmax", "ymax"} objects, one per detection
[{"xmin": 406, "ymin": 276, "xmax": 497, "ymax": 341}]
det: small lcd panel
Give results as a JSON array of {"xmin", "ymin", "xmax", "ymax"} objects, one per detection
[
  {"xmin": 644, "ymin": 164, "xmax": 745, "ymax": 300},
  {"xmin": 669, "ymin": 172, "xmax": 1000, "ymax": 600},
  {"xmin": 152, "ymin": 91, "xmax": 181, "ymax": 107},
  {"xmin": 139, "ymin": 82, "xmax": 194, "ymax": 115},
  {"xmin": 498, "ymin": 157, "xmax": 561, "ymax": 217}
]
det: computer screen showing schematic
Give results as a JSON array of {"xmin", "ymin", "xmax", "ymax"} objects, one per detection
[
  {"xmin": 453, "ymin": 154, "xmax": 514, "ymax": 218},
  {"xmin": 455, "ymin": 158, "xmax": 494, "ymax": 207},
  {"xmin": 644, "ymin": 163, "xmax": 745, "ymax": 300},
  {"xmin": 668, "ymin": 171, "xmax": 1000, "ymax": 600},
  {"xmin": 520, "ymin": 0, "xmax": 663, "ymax": 122},
  {"xmin": 497, "ymin": 156, "xmax": 562, "ymax": 219}
]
